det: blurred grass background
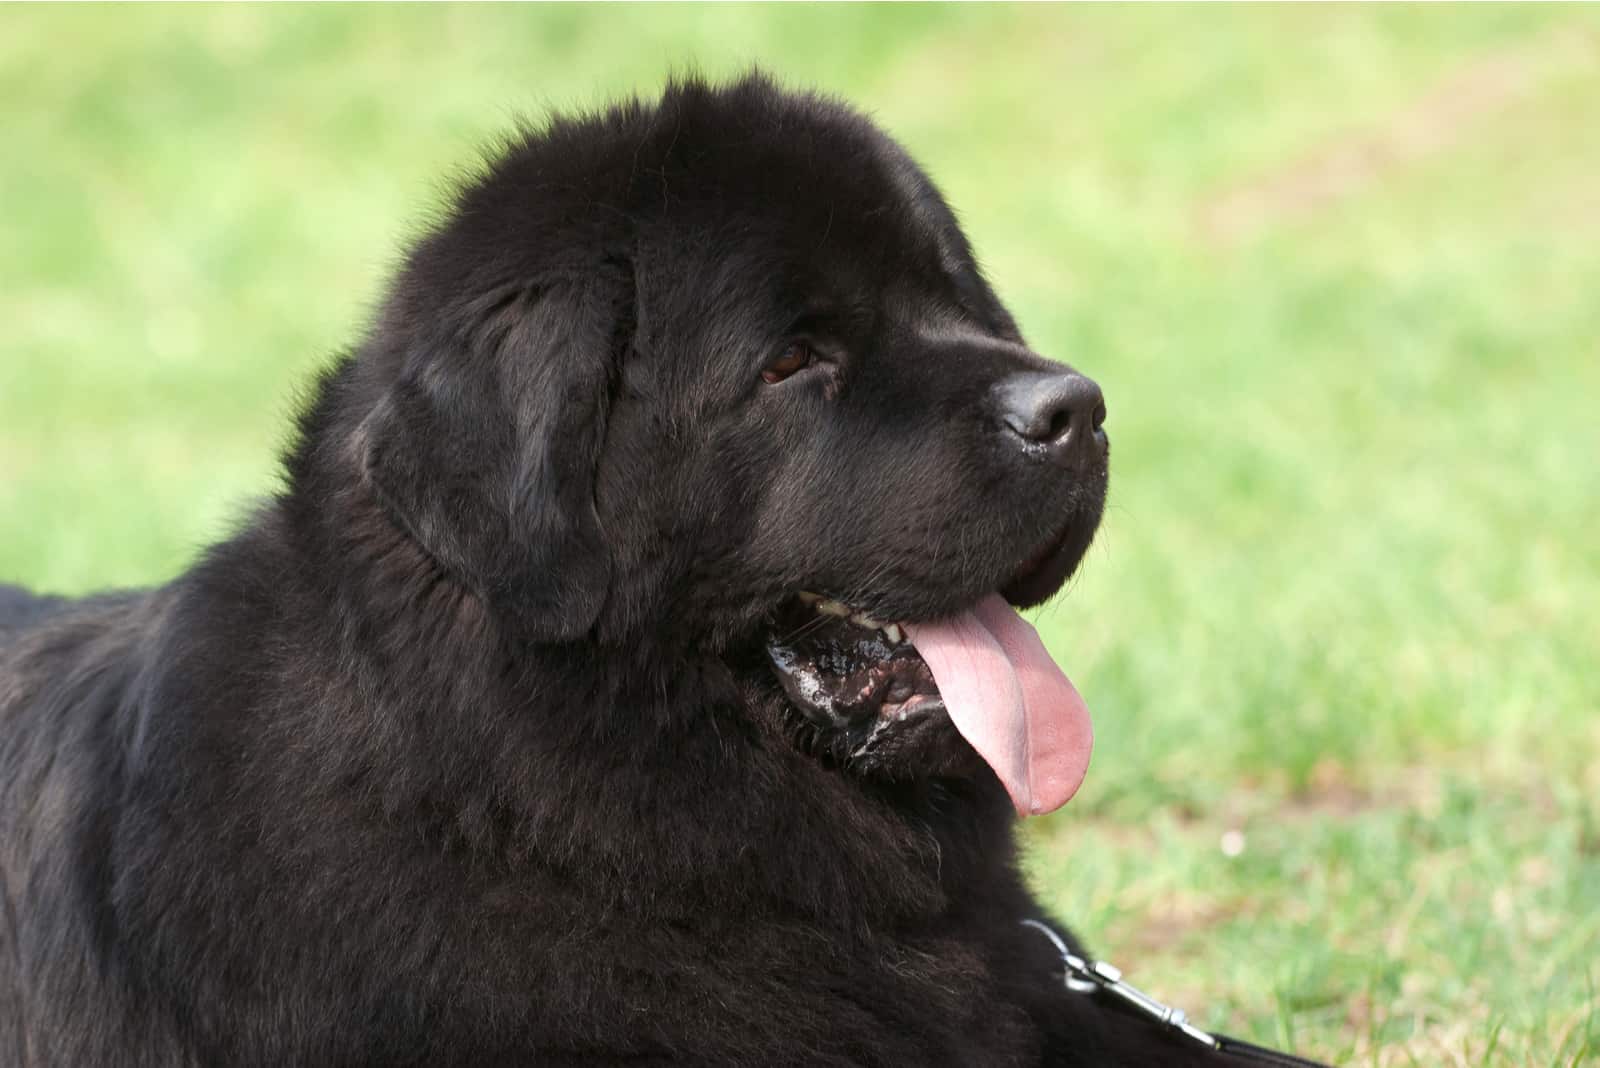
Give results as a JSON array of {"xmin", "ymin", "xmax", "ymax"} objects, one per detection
[{"xmin": 2, "ymin": 5, "xmax": 1597, "ymax": 1064}]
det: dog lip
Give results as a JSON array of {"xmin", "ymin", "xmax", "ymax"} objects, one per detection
[{"xmin": 1000, "ymin": 518, "xmax": 1090, "ymax": 608}]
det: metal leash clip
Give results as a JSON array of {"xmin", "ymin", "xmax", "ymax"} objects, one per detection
[{"xmin": 1021, "ymin": 919, "xmax": 1221, "ymax": 1051}]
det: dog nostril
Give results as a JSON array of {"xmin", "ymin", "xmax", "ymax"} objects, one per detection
[
  {"xmin": 1032, "ymin": 378, "xmax": 1102, "ymax": 446},
  {"xmin": 995, "ymin": 371, "xmax": 1106, "ymax": 462}
]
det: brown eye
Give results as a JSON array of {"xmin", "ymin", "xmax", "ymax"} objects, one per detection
[{"xmin": 762, "ymin": 341, "xmax": 814, "ymax": 384}]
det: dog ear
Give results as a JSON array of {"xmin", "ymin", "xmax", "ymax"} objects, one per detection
[{"xmin": 359, "ymin": 263, "xmax": 631, "ymax": 641}]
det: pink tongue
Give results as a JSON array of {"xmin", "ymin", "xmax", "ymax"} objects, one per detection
[{"xmin": 903, "ymin": 594, "xmax": 1093, "ymax": 817}]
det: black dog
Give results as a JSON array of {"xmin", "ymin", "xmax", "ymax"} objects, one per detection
[{"xmin": 3, "ymin": 75, "xmax": 1255, "ymax": 1067}]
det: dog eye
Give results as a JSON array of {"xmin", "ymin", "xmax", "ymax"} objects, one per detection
[{"xmin": 762, "ymin": 341, "xmax": 814, "ymax": 384}]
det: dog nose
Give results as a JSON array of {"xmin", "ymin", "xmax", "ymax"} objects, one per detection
[{"xmin": 995, "ymin": 371, "xmax": 1107, "ymax": 466}]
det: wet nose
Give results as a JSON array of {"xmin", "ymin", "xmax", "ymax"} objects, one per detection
[{"xmin": 994, "ymin": 371, "xmax": 1107, "ymax": 466}]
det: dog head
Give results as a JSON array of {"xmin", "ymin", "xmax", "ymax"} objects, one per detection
[{"xmin": 350, "ymin": 75, "xmax": 1108, "ymax": 811}]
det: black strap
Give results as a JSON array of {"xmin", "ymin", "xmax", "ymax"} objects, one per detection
[
  {"xmin": 1022, "ymin": 920, "xmax": 1333, "ymax": 1067},
  {"xmin": 1216, "ymin": 1036, "xmax": 1331, "ymax": 1068},
  {"xmin": 1214, "ymin": 1033, "xmax": 1334, "ymax": 1067}
]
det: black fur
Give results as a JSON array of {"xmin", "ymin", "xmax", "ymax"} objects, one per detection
[{"xmin": 2, "ymin": 76, "xmax": 1245, "ymax": 1066}]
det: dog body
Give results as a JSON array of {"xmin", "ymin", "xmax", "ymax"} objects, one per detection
[{"xmin": 1, "ymin": 78, "xmax": 1218, "ymax": 1066}]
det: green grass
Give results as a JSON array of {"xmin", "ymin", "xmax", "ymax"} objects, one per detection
[{"xmin": 3, "ymin": 6, "xmax": 1598, "ymax": 1063}]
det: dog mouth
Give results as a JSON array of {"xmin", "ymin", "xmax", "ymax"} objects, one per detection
[
  {"xmin": 766, "ymin": 594, "xmax": 945, "ymax": 725},
  {"xmin": 764, "ymin": 579, "xmax": 1094, "ymax": 817}
]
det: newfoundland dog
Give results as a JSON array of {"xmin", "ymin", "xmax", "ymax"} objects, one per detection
[{"xmin": 1, "ymin": 75, "xmax": 1294, "ymax": 1067}]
